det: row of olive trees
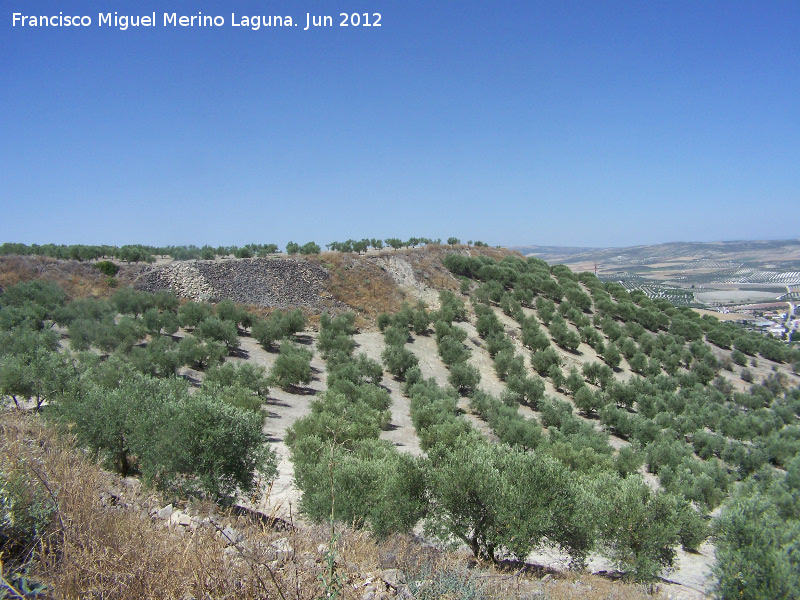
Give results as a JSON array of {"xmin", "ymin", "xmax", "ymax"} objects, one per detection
[
  {"xmin": 0, "ymin": 281, "xmax": 275, "ymax": 504},
  {"xmin": 393, "ymin": 335, "xmax": 704, "ymax": 579},
  {"xmin": 1, "ymin": 238, "xmax": 494, "ymax": 264},
  {"xmin": 287, "ymin": 312, "xmax": 425, "ymax": 537},
  {"xmin": 0, "ymin": 242, "xmax": 284, "ymax": 262},
  {"xmin": 445, "ymin": 251, "xmax": 800, "ymax": 594},
  {"xmin": 384, "ymin": 287, "xmax": 706, "ymax": 578}
]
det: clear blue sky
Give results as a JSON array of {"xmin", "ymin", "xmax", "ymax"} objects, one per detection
[{"xmin": 2, "ymin": 1, "xmax": 798, "ymax": 249}]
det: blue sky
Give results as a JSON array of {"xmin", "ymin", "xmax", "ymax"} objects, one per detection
[{"xmin": 2, "ymin": 1, "xmax": 798, "ymax": 249}]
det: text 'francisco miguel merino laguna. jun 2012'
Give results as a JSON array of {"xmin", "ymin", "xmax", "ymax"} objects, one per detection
[{"xmin": 11, "ymin": 11, "xmax": 383, "ymax": 31}]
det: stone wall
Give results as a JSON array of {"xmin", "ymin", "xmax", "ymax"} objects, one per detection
[{"xmin": 135, "ymin": 257, "xmax": 335, "ymax": 309}]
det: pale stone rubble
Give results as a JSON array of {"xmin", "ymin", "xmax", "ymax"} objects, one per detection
[{"xmin": 135, "ymin": 257, "xmax": 339, "ymax": 309}]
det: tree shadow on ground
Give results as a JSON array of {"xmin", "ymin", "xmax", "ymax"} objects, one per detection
[
  {"xmin": 286, "ymin": 385, "xmax": 317, "ymax": 396},
  {"xmin": 264, "ymin": 397, "xmax": 291, "ymax": 407},
  {"xmin": 229, "ymin": 347, "xmax": 249, "ymax": 359}
]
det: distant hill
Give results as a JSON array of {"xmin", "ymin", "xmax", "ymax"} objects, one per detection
[
  {"xmin": 510, "ymin": 239, "xmax": 800, "ymax": 305},
  {"xmin": 510, "ymin": 239, "xmax": 800, "ymax": 271}
]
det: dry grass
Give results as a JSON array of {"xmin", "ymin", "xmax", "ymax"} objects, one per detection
[
  {"xmin": 310, "ymin": 246, "xmax": 519, "ymax": 328},
  {"xmin": 313, "ymin": 252, "xmax": 407, "ymax": 327},
  {"xmin": 0, "ymin": 410, "xmax": 673, "ymax": 600},
  {"xmin": 0, "ymin": 255, "xmax": 115, "ymax": 299}
]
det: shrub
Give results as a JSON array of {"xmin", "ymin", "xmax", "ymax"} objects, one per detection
[
  {"xmin": 215, "ymin": 299, "xmax": 252, "ymax": 330},
  {"xmin": 269, "ymin": 342, "xmax": 313, "ymax": 390},
  {"xmin": 448, "ymin": 362, "xmax": 481, "ymax": 395},
  {"xmin": 317, "ymin": 313, "xmax": 356, "ymax": 358},
  {"xmin": 0, "ymin": 280, "xmax": 66, "ymax": 317},
  {"xmin": 603, "ymin": 343, "xmax": 622, "ymax": 369},
  {"xmin": 508, "ymin": 374, "xmax": 546, "ymax": 408},
  {"xmin": 112, "ymin": 287, "xmax": 155, "ymax": 317},
  {"xmin": 0, "ymin": 443, "xmax": 58, "ymax": 568},
  {"xmin": 53, "ymin": 367, "xmax": 274, "ymax": 502},
  {"xmin": 438, "ymin": 335, "xmax": 470, "ymax": 366},
  {"xmin": 731, "ymin": 348, "xmax": 747, "ymax": 366},
  {"xmin": 290, "ymin": 437, "xmax": 425, "ymax": 537},
  {"xmin": 411, "ymin": 306, "xmax": 431, "ymax": 335},
  {"xmin": 93, "ymin": 260, "xmax": 119, "ymax": 277},
  {"xmin": 383, "ymin": 324, "xmax": 410, "ymax": 347},
  {"xmin": 436, "ymin": 291, "xmax": 467, "ymax": 323},
  {"xmin": 142, "ymin": 308, "xmax": 179, "ymax": 336},
  {"xmin": 548, "ymin": 364, "xmax": 565, "ymax": 391},
  {"xmin": 195, "ymin": 317, "xmax": 239, "ymax": 351},
  {"xmin": 712, "ymin": 493, "xmax": 800, "ymax": 600},
  {"xmin": 493, "ymin": 349, "xmax": 525, "ymax": 382},
  {"xmin": 376, "ymin": 312, "xmax": 392, "ymax": 332},
  {"xmin": 424, "ymin": 438, "xmax": 590, "ymax": 564},
  {"xmin": 162, "ymin": 392, "xmax": 275, "ymax": 501},
  {"xmin": 177, "ymin": 336, "xmax": 226, "ymax": 370},
  {"xmin": 531, "ymin": 347, "xmax": 561, "ymax": 376},
  {"xmin": 178, "ymin": 301, "xmax": 213, "ymax": 329},
  {"xmin": 299, "ymin": 241, "xmax": 321, "ymax": 255},
  {"xmin": 381, "ymin": 344, "xmax": 418, "ymax": 379},
  {"xmin": 593, "ymin": 475, "xmax": 690, "ymax": 582},
  {"xmin": 574, "ymin": 387, "xmax": 606, "ymax": 416},
  {"xmin": 129, "ymin": 336, "xmax": 182, "ymax": 378},
  {"xmin": 204, "ymin": 361, "xmax": 270, "ymax": 398},
  {"xmin": 251, "ymin": 309, "xmax": 306, "ymax": 350}
]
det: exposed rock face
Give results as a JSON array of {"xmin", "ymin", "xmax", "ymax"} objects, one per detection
[{"xmin": 134, "ymin": 257, "xmax": 333, "ymax": 309}]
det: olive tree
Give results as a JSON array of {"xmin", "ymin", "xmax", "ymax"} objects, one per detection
[{"xmin": 270, "ymin": 342, "xmax": 313, "ymax": 390}]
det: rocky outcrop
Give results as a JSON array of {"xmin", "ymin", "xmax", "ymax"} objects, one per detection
[{"xmin": 134, "ymin": 257, "xmax": 337, "ymax": 309}]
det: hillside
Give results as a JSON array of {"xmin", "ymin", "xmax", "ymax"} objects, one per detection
[
  {"xmin": 513, "ymin": 239, "xmax": 800, "ymax": 272},
  {"xmin": 513, "ymin": 239, "xmax": 800, "ymax": 316},
  {"xmin": 2, "ymin": 244, "xmax": 799, "ymax": 599}
]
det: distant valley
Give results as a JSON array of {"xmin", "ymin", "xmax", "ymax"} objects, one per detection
[{"xmin": 512, "ymin": 239, "xmax": 800, "ymax": 312}]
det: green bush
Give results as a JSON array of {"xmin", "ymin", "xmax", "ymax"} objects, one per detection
[
  {"xmin": 731, "ymin": 348, "xmax": 747, "ymax": 366},
  {"xmin": 317, "ymin": 313, "xmax": 356, "ymax": 358},
  {"xmin": 425, "ymin": 438, "xmax": 592, "ymax": 565},
  {"xmin": 215, "ymin": 299, "xmax": 252, "ymax": 330},
  {"xmin": 504, "ymin": 374, "xmax": 545, "ymax": 409},
  {"xmin": 594, "ymin": 475, "xmax": 690, "ymax": 582},
  {"xmin": 178, "ymin": 301, "xmax": 213, "ymax": 329},
  {"xmin": 0, "ymin": 280, "xmax": 66, "ymax": 318},
  {"xmin": 177, "ymin": 336, "xmax": 226, "ymax": 370},
  {"xmin": 269, "ymin": 342, "xmax": 313, "ymax": 390},
  {"xmin": 381, "ymin": 344, "xmax": 418, "ymax": 379},
  {"xmin": 52, "ymin": 366, "xmax": 274, "ymax": 502},
  {"xmin": 448, "ymin": 361, "xmax": 481, "ymax": 395},
  {"xmin": 195, "ymin": 317, "xmax": 240, "ymax": 351},
  {"xmin": 712, "ymin": 493, "xmax": 800, "ymax": 599},
  {"xmin": 493, "ymin": 349, "xmax": 525, "ymax": 382},
  {"xmin": 438, "ymin": 335, "xmax": 470, "ymax": 366},
  {"xmin": 531, "ymin": 347, "xmax": 561, "ymax": 376},
  {"xmin": 129, "ymin": 336, "xmax": 182, "ymax": 378},
  {"xmin": 93, "ymin": 260, "xmax": 119, "ymax": 277},
  {"xmin": 290, "ymin": 437, "xmax": 425, "ymax": 537},
  {"xmin": 204, "ymin": 361, "xmax": 270, "ymax": 398},
  {"xmin": 0, "ymin": 455, "xmax": 57, "ymax": 567},
  {"xmin": 111, "ymin": 286, "xmax": 155, "ymax": 317}
]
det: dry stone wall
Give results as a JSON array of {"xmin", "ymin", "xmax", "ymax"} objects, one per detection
[{"xmin": 135, "ymin": 257, "xmax": 335, "ymax": 309}]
